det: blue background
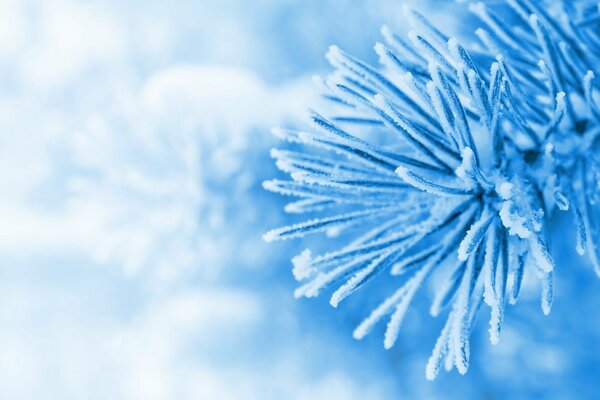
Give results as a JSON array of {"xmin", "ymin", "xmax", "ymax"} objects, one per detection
[{"xmin": 0, "ymin": 0, "xmax": 598, "ymax": 398}]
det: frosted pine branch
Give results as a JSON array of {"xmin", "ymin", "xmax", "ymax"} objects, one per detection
[{"xmin": 265, "ymin": 0, "xmax": 600, "ymax": 379}]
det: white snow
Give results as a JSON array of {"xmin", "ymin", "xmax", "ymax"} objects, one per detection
[
  {"xmin": 496, "ymin": 181, "xmax": 514, "ymax": 200},
  {"xmin": 499, "ymin": 201, "xmax": 533, "ymax": 239},
  {"xmin": 292, "ymin": 249, "xmax": 314, "ymax": 281}
]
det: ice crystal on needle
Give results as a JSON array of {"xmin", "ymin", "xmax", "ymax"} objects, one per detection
[{"xmin": 264, "ymin": 1, "xmax": 600, "ymax": 379}]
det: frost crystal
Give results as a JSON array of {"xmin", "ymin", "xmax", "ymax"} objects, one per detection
[{"xmin": 264, "ymin": 1, "xmax": 600, "ymax": 379}]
